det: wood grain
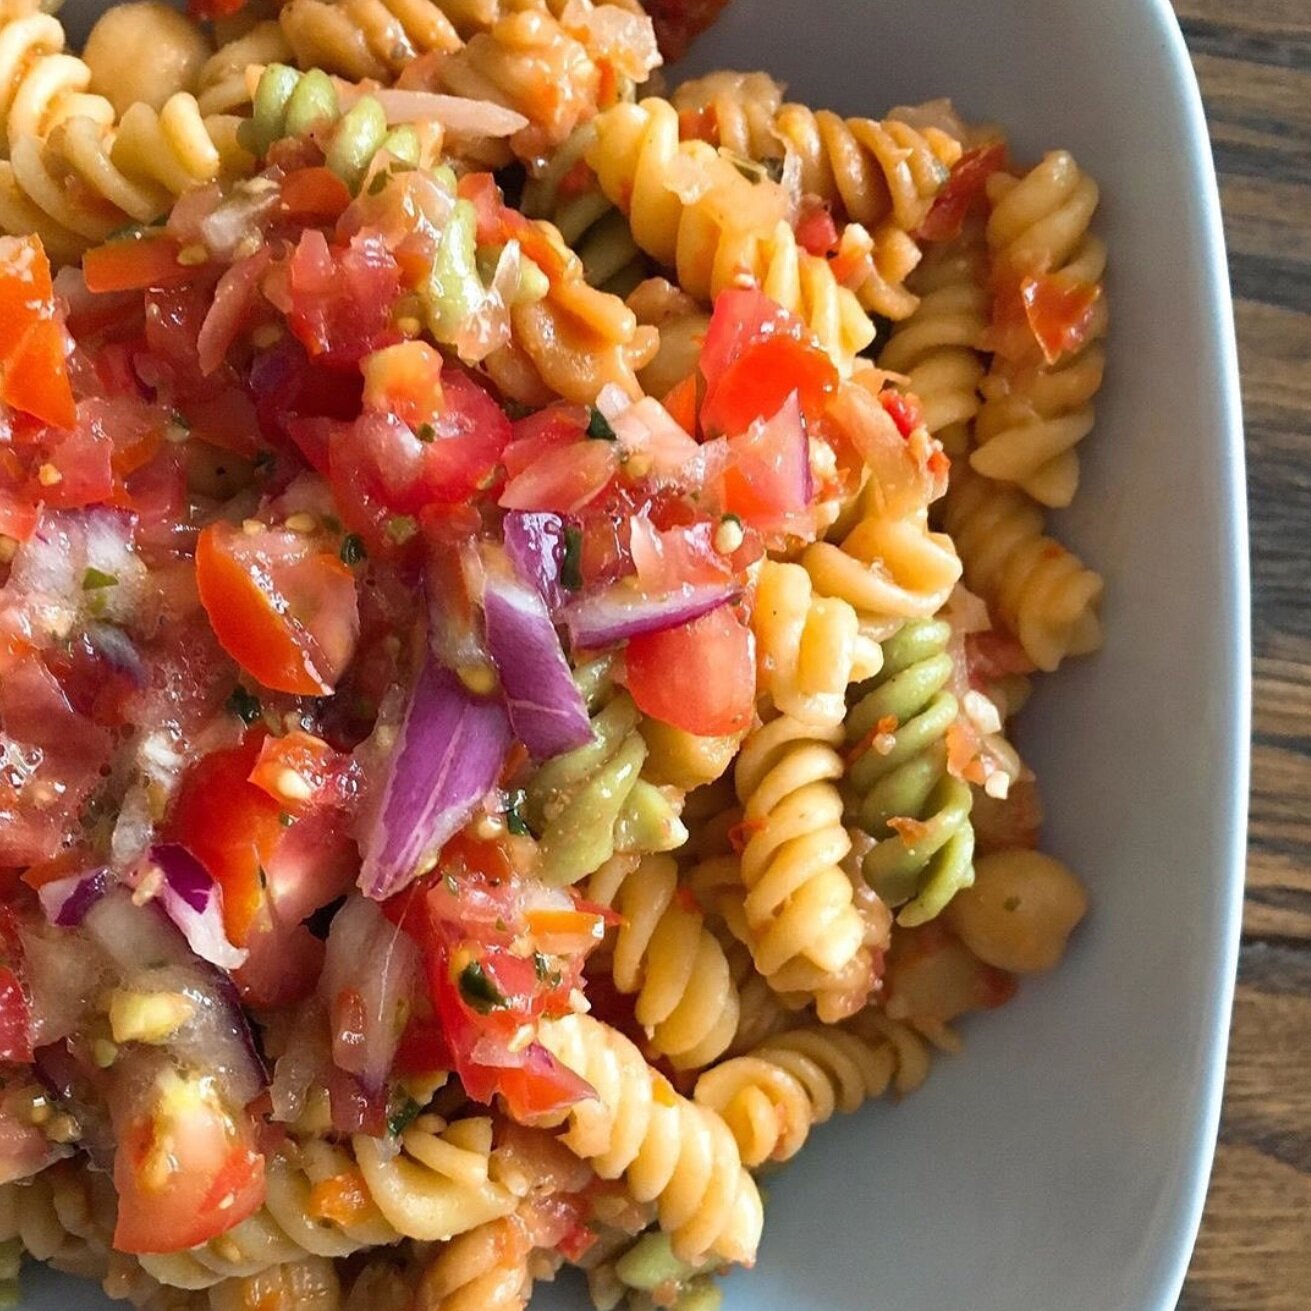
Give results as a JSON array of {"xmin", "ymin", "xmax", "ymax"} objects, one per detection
[{"xmin": 1172, "ymin": 1, "xmax": 1311, "ymax": 1306}]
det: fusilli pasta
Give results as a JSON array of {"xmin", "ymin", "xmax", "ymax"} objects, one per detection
[{"xmin": 279, "ymin": 0, "xmax": 463, "ymax": 84}]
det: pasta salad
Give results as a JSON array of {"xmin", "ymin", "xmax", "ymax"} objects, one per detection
[{"xmin": 0, "ymin": 0, "xmax": 1102, "ymax": 1307}]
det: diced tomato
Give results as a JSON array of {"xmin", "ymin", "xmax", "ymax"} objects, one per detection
[
  {"xmin": 662, "ymin": 373, "xmax": 699, "ymax": 435},
  {"xmin": 280, "ymin": 167, "xmax": 353, "ymax": 225},
  {"xmin": 361, "ymin": 340, "xmax": 444, "ymax": 429},
  {"xmin": 83, "ymin": 232, "xmax": 191, "ymax": 293},
  {"xmin": 0, "ymin": 237, "xmax": 76, "ymax": 430},
  {"xmin": 499, "ymin": 440, "xmax": 617, "ymax": 513},
  {"xmin": 625, "ymin": 604, "xmax": 754, "ymax": 736},
  {"xmin": 503, "ymin": 405, "xmax": 590, "ymax": 478},
  {"xmin": 1021, "ymin": 273, "xmax": 1101, "ymax": 365},
  {"xmin": 0, "ymin": 449, "xmax": 37, "ymax": 542},
  {"xmin": 628, "ymin": 515, "xmax": 730, "ymax": 592},
  {"xmin": 719, "ymin": 393, "xmax": 810, "ymax": 531},
  {"xmin": 700, "ymin": 288, "xmax": 836, "ymax": 436},
  {"xmin": 112, "ymin": 1070, "xmax": 266, "ymax": 1254},
  {"xmin": 916, "ymin": 142, "xmax": 1009, "ymax": 243},
  {"xmin": 287, "ymin": 231, "xmax": 401, "ymax": 366},
  {"xmin": 0, "ymin": 965, "xmax": 31, "ymax": 1065},
  {"xmin": 879, "ymin": 388, "xmax": 925, "ymax": 439},
  {"xmin": 249, "ymin": 336, "xmax": 363, "ymax": 450},
  {"xmin": 196, "ymin": 520, "xmax": 360, "ymax": 696},
  {"xmin": 186, "ymin": 0, "xmax": 246, "ymax": 19},
  {"xmin": 456, "ymin": 172, "xmax": 505, "ymax": 245},
  {"xmin": 795, "ymin": 197, "xmax": 840, "ymax": 257},
  {"xmin": 248, "ymin": 730, "xmax": 353, "ymax": 817},
  {"xmin": 196, "ymin": 247, "xmax": 273, "ymax": 376}
]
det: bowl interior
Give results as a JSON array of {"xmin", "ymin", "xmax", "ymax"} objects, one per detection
[{"xmin": 27, "ymin": 1, "xmax": 1248, "ymax": 1309}]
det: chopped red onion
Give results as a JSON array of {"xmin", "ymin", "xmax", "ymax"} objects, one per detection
[
  {"xmin": 139, "ymin": 845, "xmax": 248, "ymax": 971},
  {"xmin": 481, "ymin": 547, "xmax": 591, "ymax": 759},
  {"xmin": 320, "ymin": 898, "xmax": 418, "ymax": 1096},
  {"xmin": 503, "ymin": 511, "xmax": 568, "ymax": 613},
  {"xmin": 358, "ymin": 654, "xmax": 512, "ymax": 900},
  {"xmin": 37, "ymin": 867, "xmax": 110, "ymax": 928},
  {"xmin": 561, "ymin": 577, "xmax": 739, "ymax": 650}
]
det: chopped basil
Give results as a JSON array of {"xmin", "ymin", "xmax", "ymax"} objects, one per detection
[
  {"xmin": 226, "ymin": 685, "xmax": 263, "ymax": 725},
  {"xmin": 458, "ymin": 960, "xmax": 507, "ymax": 1014},
  {"xmin": 416, "ymin": 422, "xmax": 436, "ymax": 444},
  {"xmin": 386, "ymin": 515, "xmax": 418, "ymax": 545},
  {"xmin": 81, "ymin": 567, "xmax": 118, "ymax": 591},
  {"xmin": 340, "ymin": 533, "xmax": 367, "ymax": 565},
  {"xmin": 387, "ymin": 1097, "xmax": 423, "ymax": 1137},
  {"xmin": 587, "ymin": 408, "xmax": 616, "ymax": 441},
  {"xmin": 503, "ymin": 788, "xmax": 530, "ymax": 836},
  {"xmin": 560, "ymin": 525, "xmax": 584, "ymax": 591}
]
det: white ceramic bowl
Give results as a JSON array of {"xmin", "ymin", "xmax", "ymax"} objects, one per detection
[{"xmin": 31, "ymin": 0, "xmax": 1248, "ymax": 1308}]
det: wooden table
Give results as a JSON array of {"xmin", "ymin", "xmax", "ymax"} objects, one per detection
[{"xmin": 1173, "ymin": 2, "xmax": 1311, "ymax": 1307}]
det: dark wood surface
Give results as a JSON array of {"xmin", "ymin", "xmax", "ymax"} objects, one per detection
[{"xmin": 1172, "ymin": 2, "xmax": 1311, "ymax": 1307}]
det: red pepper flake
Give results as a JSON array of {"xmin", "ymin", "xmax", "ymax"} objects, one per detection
[
  {"xmin": 727, "ymin": 817, "xmax": 766, "ymax": 855},
  {"xmin": 673, "ymin": 885, "xmax": 702, "ymax": 916},
  {"xmin": 915, "ymin": 142, "xmax": 1009, "ymax": 243},
  {"xmin": 878, "ymin": 389, "xmax": 925, "ymax": 439},
  {"xmin": 886, "ymin": 815, "xmax": 930, "ymax": 844}
]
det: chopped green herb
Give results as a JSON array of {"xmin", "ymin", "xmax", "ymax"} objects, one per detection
[
  {"xmin": 445, "ymin": 874, "xmax": 460, "ymax": 897},
  {"xmin": 226, "ymin": 685, "xmax": 263, "ymax": 725},
  {"xmin": 340, "ymin": 533, "xmax": 367, "ymax": 565},
  {"xmin": 81, "ymin": 567, "xmax": 118, "ymax": 591},
  {"xmin": 367, "ymin": 170, "xmax": 389, "ymax": 196},
  {"xmin": 387, "ymin": 1097, "xmax": 423, "ymax": 1137},
  {"xmin": 587, "ymin": 408, "xmax": 616, "ymax": 441},
  {"xmin": 386, "ymin": 515, "xmax": 418, "ymax": 545},
  {"xmin": 561, "ymin": 525, "xmax": 584, "ymax": 591},
  {"xmin": 533, "ymin": 950, "xmax": 550, "ymax": 982},
  {"xmin": 416, "ymin": 422, "xmax": 436, "ymax": 444},
  {"xmin": 279, "ymin": 811, "xmax": 295, "ymax": 828},
  {"xmin": 458, "ymin": 960, "xmax": 507, "ymax": 1014},
  {"xmin": 504, "ymin": 789, "xmax": 530, "ymax": 836}
]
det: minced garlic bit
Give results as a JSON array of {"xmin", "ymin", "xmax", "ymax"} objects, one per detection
[
  {"xmin": 92, "ymin": 1038, "xmax": 120, "ymax": 1069},
  {"xmin": 273, "ymin": 767, "xmax": 314, "ymax": 803},
  {"xmin": 284, "ymin": 512, "xmax": 318, "ymax": 534},
  {"xmin": 962, "ymin": 688, "xmax": 1004, "ymax": 736},
  {"xmin": 714, "ymin": 515, "xmax": 745, "ymax": 554},
  {"xmin": 176, "ymin": 244, "xmax": 209, "ymax": 266},
  {"xmin": 109, "ymin": 989, "xmax": 196, "ymax": 1045},
  {"xmin": 983, "ymin": 771, "xmax": 1012, "ymax": 801}
]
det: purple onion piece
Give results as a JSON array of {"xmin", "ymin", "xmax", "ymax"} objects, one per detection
[
  {"xmin": 145, "ymin": 845, "xmax": 249, "ymax": 971},
  {"xmin": 561, "ymin": 578, "xmax": 739, "ymax": 650},
  {"xmin": 482, "ymin": 554, "xmax": 591, "ymax": 760},
  {"xmin": 503, "ymin": 511, "xmax": 568, "ymax": 613},
  {"xmin": 37, "ymin": 868, "xmax": 110, "ymax": 928},
  {"xmin": 358, "ymin": 654, "xmax": 512, "ymax": 900},
  {"xmin": 85, "ymin": 623, "xmax": 149, "ymax": 689}
]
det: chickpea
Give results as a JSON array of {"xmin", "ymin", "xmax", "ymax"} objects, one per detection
[
  {"xmin": 83, "ymin": 2, "xmax": 212, "ymax": 115},
  {"xmin": 639, "ymin": 719, "xmax": 741, "ymax": 791},
  {"xmin": 946, "ymin": 849, "xmax": 1088, "ymax": 974}
]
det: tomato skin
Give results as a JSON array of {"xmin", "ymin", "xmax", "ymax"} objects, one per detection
[
  {"xmin": 83, "ymin": 233, "xmax": 190, "ymax": 293},
  {"xmin": 0, "ymin": 236, "xmax": 76, "ymax": 429},
  {"xmin": 279, "ymin": 167, "xmax": 352, "ymax": 225},
  {"xmin": 361, "ymin": 340, "xmax": 444, "ymax": 430},
  {"xmin": 287, "ymin": 231, "xmax": 401, "ymax": 366},
  {"xmin": 916, "ymin": 142, "xmax": 1008, "ymax": 243},
  {"xmin": 196, "ymin": 521, "xmax": 360, "ymax": 696},
  {"xmin": 625, "ymin": 604, "xmax": 755, "ymax": 736},
  {"xmin": 879, "ymin": 389, "xmax": 925, "ymax": 439},
  {"xmin": 0, "ymin": 964, "xmax": 31, "ymax": 1065},
  {"xmin": 112, "ymin": 1074, "xmax": 266, "ymax": 1254},
  {"xmin": 0, "ymin": 449, "xmax": 37, "ymax": 542},
  {"xmin": 699, "ymin": 288, "xmax": 836, "ymax": 436},
  {"xmin": 1021, "ymin": 273, "xmax": 1101, "ymax": 364}
]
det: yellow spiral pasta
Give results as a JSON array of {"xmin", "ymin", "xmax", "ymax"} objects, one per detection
[
  {"xmin": 196, "ymin": 21, "xmax": 295, "ymax": 116},
  {"xmin": 586, "ymin": 96, "xmax": 875, "ymax": 372},
  {"xmin": 531, "ymin": 1013, "xmax": 764, "ymax": 1266},
  {"xmin": 413, "ymin": 1215, "xmax": 535, "ymax": 1311},
  {"xmin": 0, "ymin": 11, "xmax": 115, "ymax": 154},
  {"xmin": 692, "ymin": 1015, "xmax": 930, "ymax": 1168},
  {"xmin": 81, "ymin": 2, "xmax": 213, "ymax": 116},
  {"xmin": 752, "ymin": 558, "xmax": 881, "ymax": 728},
  {"xmin": 585, "ymin": 853, "xmax": 741, "ymax": 1070},
  {"xmin": 940, "ymin": 466, "xmax": 1102, "ymax": 672},
  {"xmin": 877, "ymin": 221, "xmax": 990, "ymax": 457},
  {"xmin": 279, "ymin": 0, "xmax": 463, "ymax": 84},
  {"xmin": 0, "ymin": 93, "xmax": 250, "ymax": 260},
  {"xmin": 971, "ymin": 150, "xmax": 1108, "ymax": 506},
  {"xmin": 728, "ymin": 714, "xmax": 873, "ymax": 1009},
  {"xmin": 206, "ymin": 1258, "xmax": 342, "ymax": 1311},
  {"xmin": 624, "ymin": 274, "xmax": 709, "ymax": 400},
  {"xmin": 0, "ymin": 1159, "xmax": 116, "ymax": 1282},
  {"xmin": 138, "ymin": 1119, "xmax": 516, "ymax": 1290}
]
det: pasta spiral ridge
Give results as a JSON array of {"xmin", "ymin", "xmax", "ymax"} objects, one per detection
[
  {"xmin": 729, "ymin": 714, "xmax": 873, "ymax": 1012},
  {"xmin": 206, "ymin": 1258, "xmax": 342, "ymax": 1311},
  {"xmin": 523, "ymin": 658, "xmax": 687, "ymax": 885},
  {"xmin": 531, "ymin": 1012, "xmax": 764, "ymax": 1266},
  {"xmin": 0, "ymin": 1159, "xmax": 116, "ymax": 1282},
  {"xmin": 0, "ymin": 11, "xmax": 114, "ymax": 155},
  {"xmin": 751, "ymin": 558, "xmax": 880, "ymax": 729},
  {"xmin": 972, "ymin": 150, "xmax": 1108, "ymax": 507},
  {"xmin": 940, "ymin": 465, "xmax": 1103, "ymax": 672},
  {"xmin": 692, "ymin": 1015, "xmax": 929, "ymax": 1168},
  {"xmin": 844, "ymin": 617, "xmax": 976, "ymax": 926},
  {"xmin": 0, "ymin": 92, "xmax": 248, "ymax": 260},
  {"xmin": 196, "ymin": 21, "xmax": 295, "ymax": 116},
  {"xmin": 585, "ymin": 853, "xmax": 741, "ymax": 1070},
  {"xmin": 877, "ymin": 221, "xmax": 989, "ymax": 457},
  {"xmin": 138, "ymin": 1119, "xmax": 516, "ymax": 1290},
  {"xmin": 586, "ymin": 96, "xmax": 875, "ymax": 372},
  {"xmin": 414, "ymin": 1215, "xmax": 535, "ymax": 1311},
  {"xmin": 279, "ymin": 0, "xmax": 463, "ymax": 84}
]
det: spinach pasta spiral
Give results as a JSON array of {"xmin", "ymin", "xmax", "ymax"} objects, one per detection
[
  {"xmin": 523, "ymin": 658, "xmax": 687, "ymax": 885},
  {"xmin": 585, "ymin": 853, "xmax": 741, "ymax": 1070},
  {"xmin": 941, "ymin": 465, "xmax": 1103, "ymax": 672},
  {"xmin": 844, "ymin": 617, "xmax": 976, "ymax": 926},
  {"xmin": 585, "ymin": 96, "xmax": 875, "ymax": 371},
  {"xmin": 971, "ymin": 151, "xmax": 1108, "ymax": 507},
  {"xmin": 531, "ymin": 1013, "xmax": 764, "ymax": 1266}
]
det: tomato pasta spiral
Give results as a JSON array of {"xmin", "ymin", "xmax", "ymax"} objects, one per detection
[{"xmin": 279, "ymin": 0, "xmax": 463, "ymax": 84}]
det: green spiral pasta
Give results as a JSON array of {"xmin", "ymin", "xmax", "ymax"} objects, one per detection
[
  {"xmin": 845, "ymin": 618, "xmax": 976, "ymax": 926},
  {"xmin": 523, "ymin": 658, "xmax": 687, "ymax": 886}
]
